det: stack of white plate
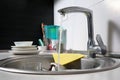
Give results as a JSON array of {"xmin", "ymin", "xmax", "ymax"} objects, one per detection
[{"xmin": 9, "ymin": 45, "xmax": 40, "ymax": 55}]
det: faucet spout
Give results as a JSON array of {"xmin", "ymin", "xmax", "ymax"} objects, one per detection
[{"xmin": 58, "ymin": 6, "xmax": 95, "ymax": 51}]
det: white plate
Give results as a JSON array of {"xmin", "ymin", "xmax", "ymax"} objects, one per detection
[
  {"xmin": 11, "ymin": 45, "xmax": 37, "ymax": 48},
  {"xmin": 9, "ymin": 50, "xmax": 40, "ymax": 55},
  {"xmin": 11, "ymin": 47, "xmax": 38, "ymax": 51}
]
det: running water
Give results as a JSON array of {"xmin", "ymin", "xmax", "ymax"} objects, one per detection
[{"xmin": 57, "ymin": 15, "xmax": 66, "ymax": 71}]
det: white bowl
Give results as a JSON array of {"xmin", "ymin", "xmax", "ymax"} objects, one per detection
[
  {"xmin": 38, "ymin": 46, "xmax": 47, "ymax": 52},
  {"xmin": 14, "ymin": 41, "xmax": 33, "ymax": 47}
]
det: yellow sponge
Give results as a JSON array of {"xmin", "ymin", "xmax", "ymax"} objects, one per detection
[{"xmin": 52, "ymin": 53, "xmax": 85, "ymax": 65}]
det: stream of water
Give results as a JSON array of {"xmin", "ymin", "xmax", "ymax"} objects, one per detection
[{"xmin": 57, "ymin": 14, "xmax": 66, "ymax": 71}]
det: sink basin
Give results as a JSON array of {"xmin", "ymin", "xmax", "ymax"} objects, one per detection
[{"xmin": 0, "ymin": 54, "xmax": 119, "ymax": 75}]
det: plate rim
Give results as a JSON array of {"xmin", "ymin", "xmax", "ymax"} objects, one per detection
[
  {"xmin": 9, "ymin": 50, "xmax": 40, "ymax": 54},
  {"xmin": 11, "ymin": 45, "xmax": 37, "ymax": 48},
  {"xmin": 11, "ymin": 47, "xmax": 38, "ymax": 51}
]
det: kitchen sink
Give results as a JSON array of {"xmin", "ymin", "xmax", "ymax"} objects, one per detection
[{"xmin": 0, "ymin": 54, "xmax": 119, "ymax": 75}]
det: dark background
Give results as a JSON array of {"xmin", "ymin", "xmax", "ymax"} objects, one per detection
[{"xmin": 0, "ymin": 0, "xmax": 54, "ymax": 49}]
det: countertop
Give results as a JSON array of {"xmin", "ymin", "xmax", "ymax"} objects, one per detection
[{"xmin": 0, "ymin": 50, "xmax": 120, "ymax": 80}]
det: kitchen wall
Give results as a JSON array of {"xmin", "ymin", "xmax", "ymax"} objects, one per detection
[
  {"xmin": 54, "ymin": 0, "xmax": 120, "ymax": 52},
  {"xmin": 0, "ymin": 0, "xmax": 54, "ymax": 49}
]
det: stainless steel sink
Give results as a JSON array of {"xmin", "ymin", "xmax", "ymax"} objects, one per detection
[{"xmin": 0, "ymin": 54, "xmax": 119, "ymax": 75}]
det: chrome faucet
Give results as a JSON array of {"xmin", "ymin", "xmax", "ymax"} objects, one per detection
[{"xmin": 58, "ymin": 6, "xmax": 107, "ymax": 58}]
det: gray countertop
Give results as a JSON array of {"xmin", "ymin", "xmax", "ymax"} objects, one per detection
[
  {"xmin": 0, "ymin": 50, "xmax": 12, "ymax": 59},
  {"xmin": 0, "ymin": 50, "xmax": 120, "ymax": 80}
]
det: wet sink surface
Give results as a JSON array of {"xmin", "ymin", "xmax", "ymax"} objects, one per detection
[{"xmin": 0, "ymin": 54, "xmax": 120, "ymax": 75}]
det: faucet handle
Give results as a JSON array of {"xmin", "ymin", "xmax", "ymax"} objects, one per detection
[{"xmin": 96, "ymin": 34, "xmax": 107, "ymax": 55}]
